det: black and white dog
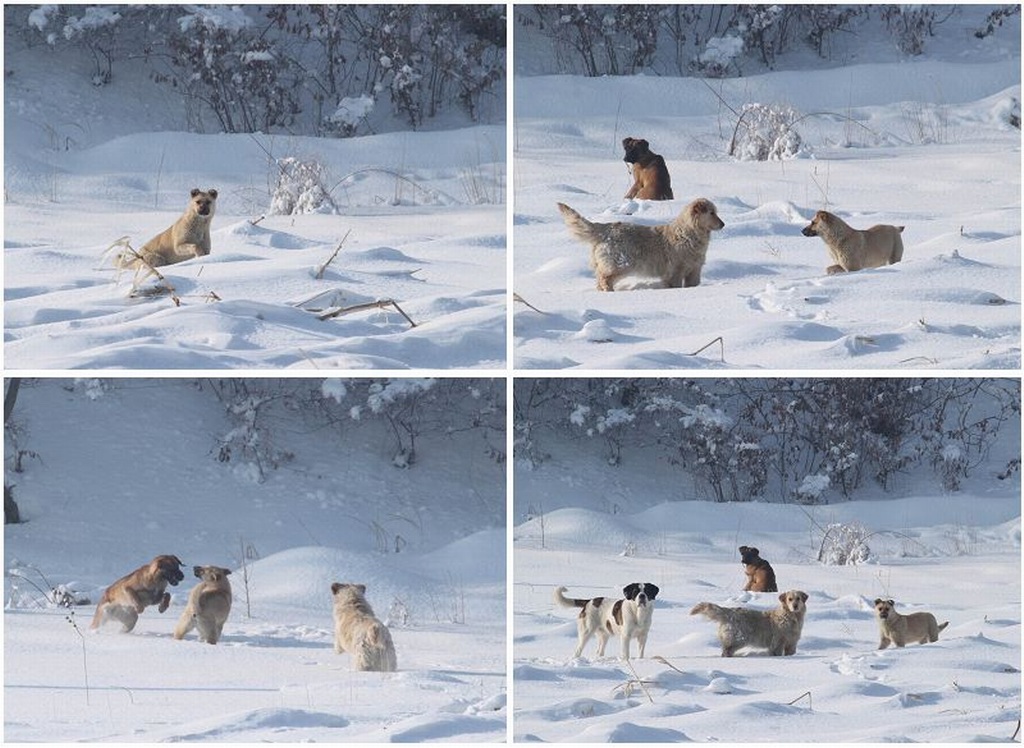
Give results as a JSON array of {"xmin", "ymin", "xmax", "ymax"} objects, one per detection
[{"xmin": 554, "ymin": 582, "xmax": 660, "ymax": 659}]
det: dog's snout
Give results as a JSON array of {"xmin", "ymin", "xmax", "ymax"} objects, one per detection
[{"xmin": 801, "ymin": 225, "xmax": 816, "ymax": 236}]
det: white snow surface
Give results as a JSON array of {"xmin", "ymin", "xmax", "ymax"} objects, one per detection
[
  {"xmin": 513, "ymin": 436, "xmax": 1021, "ymax": 743},
  {"xmin": 514, "ymin": 59, "xmax": 1021, "ymax": 369},
  {"xmin": 3, "ymin": 380, "xmax": 506, "ymax": 742},
  {"xmin": 3, "ymin": 42, "xmax": 506, "ymax": 370}
]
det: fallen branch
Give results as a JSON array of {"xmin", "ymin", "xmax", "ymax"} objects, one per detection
[
  {"xmin": 787, "ymin": 690, "xmax": 812, "ymax": 709},
  {"xmin": 317, "ymin": 298, "xmax": 417, "ymax": 328},
  {"xmin": 315, "ymin": 229, "xmax": 352, "ymax": 280},
  {"xmin": 690, "ymin": 335, "xmax": 724, "ymax": 361},
  {"xmin": 105, "ymin": 237, "xmax": 180, "ymax": 306},
  {"xmin": 617, "ymin": 658, "xmax": 655, "ymax": 703},
  {"xmin": 651, "ymin": 655, "xmax": 685, "ymax": 675},
  {"xmin": 513, "ymin": 292, "xmax": 547, "ymax": 314}
]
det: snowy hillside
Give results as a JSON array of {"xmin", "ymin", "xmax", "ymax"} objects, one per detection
[
  {"xmin": 3, "ymin": 15, "xmax": 507, "ymax": 370},
  {"xmin": 513, "ymin": 396, "xmax": 1021, "ymax": 743},
  {"xmin": 513, "ymin": 8, "xmax": 1020, "ymax": 369},
  {"xmin": 4, "ymin": 379, "xmax": 506, "ymax": 742}
]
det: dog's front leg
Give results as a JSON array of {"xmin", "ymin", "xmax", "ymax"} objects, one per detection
[{"xmin": 158, "ymin": 592, "xmax": 172, "ymax": 613}]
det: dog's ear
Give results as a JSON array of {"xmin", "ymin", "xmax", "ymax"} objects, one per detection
[
  {"xmin": 331, "ymin": 582, "xmax": 343, "ymax": 595},
  {"xmin": 800, "ymin": 591, "xmax": 808, "ymax": 603},
  {"xmin": 222, "ymin": 568, "xmax": 232, "ymax": 576},
  {"xmin": 873, "ymin": 598, "xmax": 884, "ymax": 605},
  {"xmin": 887, "ymin": 599, "xmax": 895, "ymax": 607},
  {"xmin": 193, "ymin": 566, "xmax": 203, "ymax": 578},
  {"xmin": 638, "ymin": 139, "xmax": 649, "ymax": 149},
  {"xmin": 207, "ymin": 188, "xmax": 218, "ymax": 199},
  {"xmin": 622, "ymin": 582, "xmax": 640, "ymax": 600},
  {"xmin": 190, "ymin": 188, "xmax": 201, "ymax": 197},
  {"xmin": 646, "ymin": 583, "xmax": 660, "ymax": 599}
]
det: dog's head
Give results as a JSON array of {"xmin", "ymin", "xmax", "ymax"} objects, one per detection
[
  {"xmin": 739, "ymin": 545, "xmax": 762, "ymax": 565},
  {"xmin": 874, "ymin": 598, "xmax": 896, "ymax": 619},
  {"xmin": 331, "ymin": 582, "xmax": 368, "ymax": 599},
  {"xmin": 801, "ymin": 210, "xmax": 830, "ymax": 237},
  {"xmin": 188, "ymin": 188, "xmax": 218, "ymax": 217},
  {"xmin": 779, "ymin": 590, "xmax": 808, "ymax": 613},
  {"xmin": 622, "ymin": 137, "xmax": 652, "ymax": 164},
  {"xmin": 193, "ymin": 565, "xmax": 231, "ymax": 583},
  {"xmin": 152, "ymin": 555, "xmax": 186, "ymax": 586},
  {"xmin": 623, "ymin": 582, "xmax": 660, "ymax": 607},
  {"xmin": 687, "ymin": 198, "xmax": 725, "ymax": 231}
]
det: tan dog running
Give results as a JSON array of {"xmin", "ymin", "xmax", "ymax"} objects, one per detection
[
  {"xmin": 554, "ymin": 582, "xmax": 659, "ymax": 660},
  {"xmin": 801, "ymin": 210, "xmax": 904, "ymax": 275},
  {"xmin": 558, "ymin": 198, "xmax": 724, "ymax": 291},
  {"xmin": 691, "ymin": 590, "xmax": 808, "ymax": 657},
  {"xmin": 739, "ymin": 545, "xmax": 778, "ymax": 592},
  {"xmin": 128, "ymin": 188, "xmax": 218, "ymax": 270},
  {"xmin": 331, "ymin": 582, "xmax": 397, "ymax": 671},
  {"xmin": 90, "ymin": 554, "xmax": 185, "ymax": 632},
  {"xmin": 622, "ymin": 137, "xmax": 673, "ymax": 201},
  {"xmin": 174, "ymin": 565, "xmax": 232, "ymax": 645},
  {"xmin": 874, "ymin": 598, "xmax": 948, "ymax": 649}
]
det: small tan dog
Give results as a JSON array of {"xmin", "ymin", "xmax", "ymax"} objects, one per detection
[
  {"xmin": 691, "ymin": 590, "xmax": 808, "ymax": 657},
  {"xmin": 557, "ymin": 198, "xmax": 724, "ymax": 291},
  {"xmin": 129, "ymin": 188, "xmax": 218, "ymax": 269},
  {"xmin": 174, "ymin": 565, "xmax": 233, "ymax": 645},
  {"xmin": 739, "ymin": 546, "xmax": 778, "ymax": 592},
  {"xmin": 622, "ymin": 137, "xmax": 673, "ymax": 201},
  {"xmin": 90, "ymin": 554, "xmax": 185, "ymax": 632},
  {"xmin": 801, "ymin": 210, "xmax": 904, "ymax": 275},
  {"xmin": 331, "ymin": 582, "xmax": 397, "ymax": 672},
  {"xmin": 874, "ymin": 598, "xmax": 948, "ymax": 649}
]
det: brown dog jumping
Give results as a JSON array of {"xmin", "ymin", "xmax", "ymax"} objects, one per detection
[
  {"xmin": 739, "ymin": 546, "xmax": 778, "ymax": 592},
  {"xmin": 91, "ymin": 554, "xmax": 186, "ymax": 632},
  {"xmin": 622, "ymin": 137, "xmax": 673, "ymax": 201}
]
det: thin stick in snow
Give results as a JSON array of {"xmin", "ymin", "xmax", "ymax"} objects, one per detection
[{"xmin": 315, "ymin": 229, "xmax": 352, "ymax": 280}]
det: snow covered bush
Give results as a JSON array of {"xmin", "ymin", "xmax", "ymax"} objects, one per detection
[
  {"xmin": 818, "ymin": 522, "xmax": 873, "ymax": 565},
  {"xmin": 326, "ymin": 94, "xmax": 375, "ymax": 138},
  {"xmin": 155, "ymin": 6, "xmax": 300, "ymax": 133},
  {"xmin": 880, "ymin": 5, "xmax": 943, "ymax": 56},
  {"xmin": 730, "ymin": 103, "xmax": 803, "ymax": 161},
  {"xmin": 270, "ymin": 157, "xmax": 338, "ymax": 216}
]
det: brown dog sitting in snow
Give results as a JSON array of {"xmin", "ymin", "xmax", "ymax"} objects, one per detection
[
  {"xmin": 622, "ymin": 137, "xmax": 673, "ymax": 201},
  {"xmin": 739, "ymin": 545, "xmax": 778, "ymax": 592}
]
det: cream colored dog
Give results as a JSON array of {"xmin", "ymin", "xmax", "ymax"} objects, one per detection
[
  {"xmin": 128, "ymin": 188, "xmax": 218, "ymax": 269},
  {"xmin": 801, "ymin": 210, "xmax": 904, "ymax": 275},
  {"xmin": 90, "ymin": 554, "xmax": 185, "ymax": 632},
  {"xmin": 874, "ymin": 598, "xmax": 948, "ymax": 649},
  {"xmin": 558, "ymin": 198, "xmax": 725, "ymax": 291},
  {"xmin": 174, "ymin": 565, "xmax": 233, "ymax": 645},
  {"xmin": 331, "ymin": 582, "xmax": 397, "ymax": 672},
  {"xmin": 691, "ymin": 590, "xmax": 808, "ymax": 657}
]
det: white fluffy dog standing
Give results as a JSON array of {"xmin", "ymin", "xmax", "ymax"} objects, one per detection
[{"xmin": 331, "ymin": 582, "xmax": 397, "ymax": 672}]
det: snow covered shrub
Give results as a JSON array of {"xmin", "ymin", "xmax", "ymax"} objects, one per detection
[
  {"xmin": 880, "ymin": 5, "xmax": 942, "ymax": 56},
  {"xmin": 818, "ymin": 522, "xmax": 873, "ymax": 565},
  {"xmin": 212, "ymin": 382, "xmax": 294, "ymax": 483},
  {"xmin": 694, "ymin": 34, "xmax": 744, "ymax": 77},
  {"xmin": 730, "ymin": 103, "xmax": 803, "ymax": 161},
  {"xmin": 933, "ymin": 443, "xmax": 969, "ymax": 492},
  {"xmin": 801, "ymin": 5, "xmax": 868, "ymax": 59},
  {"xmin": 974, "ymin": 5, "xmax": 1020, "ymax": 39},
  {"xmin": 796, "ymin": 474, "xmax": 830, "ymax": 504},
  {"xmin": 156, "ymin": 6, "xmax": 300, "ymax": 133},
  {"xmin": 325, "ymin": 95, "xmax": 375, "ymax": 138},
  {"xmin": 26, "ymin": 4, "xmax": 128, "ymax": 85},
  {"xmin": 270, "ymin": 157, "xmax": 338, "ymax": 216}
]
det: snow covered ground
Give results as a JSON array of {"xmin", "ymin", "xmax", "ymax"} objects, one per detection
[
  {"xmin": 513, "ymin": 39, "xmax": 1020, "ymax": 369},
  {"xmin": 513, "ymin": 438, "xmax": 1021, "ymax": 743},
  {"xmin": 3, "ymin": 43, "xmax": 506, "ymax": 370},
  {"xmin": 3, "ymin": 379, "xmax": 506, "ymax": 742}
]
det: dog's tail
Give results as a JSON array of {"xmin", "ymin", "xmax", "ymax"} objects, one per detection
[
  {"xmin": 556, "ymin": 203, "xmax": 598, "ymax": 243},
  {"xmin": 553, "ymin": 586, "xmax": 590, "ymax": 609},
  {"xmin": 937, "ymin": 621, "xmax": 949, "ymax": 633},
  {"xmin": 690, "ymin": 601, "xmax": 728, "ymax": 622}
]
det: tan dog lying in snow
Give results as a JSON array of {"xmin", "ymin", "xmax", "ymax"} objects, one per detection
[{"xmin": 801, "ymin": 210, "xmax": 903, "ymax": 275}]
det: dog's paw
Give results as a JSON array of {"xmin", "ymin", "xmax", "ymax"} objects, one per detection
[{"xmin": 158, "ymin": 593, "xmax": 171, "ymax": 612}]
